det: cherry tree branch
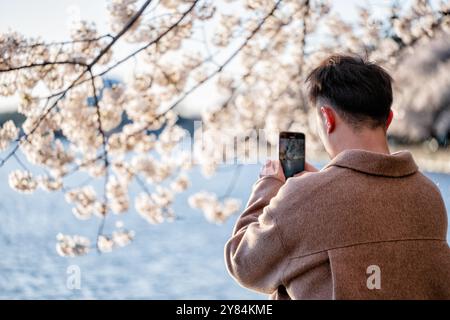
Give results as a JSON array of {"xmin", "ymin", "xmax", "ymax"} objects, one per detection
[
  {"xmin": 163, "ymin": 0, "xmax": 283, "ymax": 113},
  {"xmin": 0, "ymin": 0, "xmax": 155, "ymax": 169},
  {"xmin": 123, "ymin": 0, "xmax": 284, "ymax": 142},
  {"xmin": 92, "ymin": 0, "xmax": 200, "ymax": 79},
  {"xmin": 128, "ymin": 0, "xmax": 284, "ymax": 144},
  {"xmin": 16, "ymin": 34, "xmax": 114, "ymax": 50},
  {"xmin": 392, "ymin": 8, "xmax": 450, "ymax": 58},
  {"xmin": 88, "ymin": 67, "xmax": 110, "ymax": 252},
  {"xmin": 38, "ymin": 1, "xmax": 199, "ymax": 101}
]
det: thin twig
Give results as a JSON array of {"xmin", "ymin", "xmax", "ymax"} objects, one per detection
[
  {"xmin": 61, "ymin": 176, "xmax": 96, "ymax": 193},
  {"xmin": 12, "ymin": 153, "xmax": 29, "ymax": 171},
  {"xmin": 0, "ymin": 143, "xmax": 20, "ymax": 167},
  {"xmin": 63, "ymin": 152, "xmax": 107, "ymax": 177},
  {"xmin": 219, "ymin": 164, "xmax": 242, "ymax": 200},
  {"xmin": 16, "ymin": 34, "xmax": 114, "ymax": 50},
  {"xmin": 88, "ymin": 67, "xmax": 110, "ymax": 253},
  {"xmin": 0, "ymin": 60, "xmax": 87, "ymax": 73}
]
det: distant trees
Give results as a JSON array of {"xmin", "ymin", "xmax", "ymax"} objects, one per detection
[{"xmin": 389, "ymin": 33, "xmax": 450, "ymax": 145}]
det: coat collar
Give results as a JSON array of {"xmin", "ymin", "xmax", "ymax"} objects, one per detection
[{"xmin": 323, "ymin": 149, "xmax": 418, "ymax": 177}]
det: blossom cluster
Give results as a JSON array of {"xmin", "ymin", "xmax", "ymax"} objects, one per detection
[
  {"xmin": 97, "ymin": 229, "xmax": 135, "ymax": 253},
  {"xmin": 56, "ymin": 233, "xmax": 91, "ymax": 257},
  {"xmin": 0, "ymin": 120, "xmax": 19, "ymax": 151},
  {"xmin": 188, "ymin": 191, "xmax": 241, "ymax": 224}
]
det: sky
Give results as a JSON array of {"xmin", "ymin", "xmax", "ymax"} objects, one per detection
[
  {"xmin": 0, "ymin": 0, "xmax": 388, "ymax": 39},
  {"xmin": 0, "ymin": 0, "xmax": 397, "ymax": 115}
]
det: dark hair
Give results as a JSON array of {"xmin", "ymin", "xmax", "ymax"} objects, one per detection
[{"xmin": 306, "ymin": 54, "xmax": 393, "ymax": 129}]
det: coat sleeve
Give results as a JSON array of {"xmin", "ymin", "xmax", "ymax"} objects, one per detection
[{"xmin": 224, "ymin": 175, "xmax": 290, "ymax": 294}]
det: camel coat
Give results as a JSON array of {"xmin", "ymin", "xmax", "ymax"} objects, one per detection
[{"xmin": 225, "ymin": 149, "xmax": 450, "ymax": 299}]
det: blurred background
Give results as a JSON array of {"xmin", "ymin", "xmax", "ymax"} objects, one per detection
[{"xmin": 0, "ymin": 0, "xmax": 449, "ymax": 299}]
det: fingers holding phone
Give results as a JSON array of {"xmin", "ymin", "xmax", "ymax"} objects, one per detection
[
  {"xmin": 259, "ymin": 132, "xmax": 317, "ymax": 182},
  {"xmin": 293, "ymin": 161, "xmax": 319, "ymax": 177},
  {"xmin": 259, "ymin": 160, "xmax": 286, "ymax": 182}
]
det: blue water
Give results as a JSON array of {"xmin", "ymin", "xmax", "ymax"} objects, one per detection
[{"xmin": 0, "ymin": 157, "xmax": 449, "ymax": 299}]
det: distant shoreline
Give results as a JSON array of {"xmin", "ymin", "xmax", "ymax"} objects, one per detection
[
  {"xmin": 1, "ymin": 110, "xmax": 449, "ymax": 174},
  {"xmin": 394, "ymin": 145, "xmax": 450, "ymax": 174}
]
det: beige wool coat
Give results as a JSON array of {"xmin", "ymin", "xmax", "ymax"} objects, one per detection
[{"xmin": 225, "ymin": 149, "xmax": 450, "ymax": 299}]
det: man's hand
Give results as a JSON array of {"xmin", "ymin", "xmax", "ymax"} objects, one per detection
[
  {"xmin": 260, "ymin": 160, "xmax": 319, "ymax": 182},
  {"xmin": 294, "ymin": 161, "xmax": 319, "ymax": 177},
  {"xmin": 259, "ymin": 160, "xmax": 286, "ymax": 182}
]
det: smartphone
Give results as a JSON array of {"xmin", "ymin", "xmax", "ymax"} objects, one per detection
[{"xmin": 279, "ymin": 131, "xmax": 305, "ymax": 178}]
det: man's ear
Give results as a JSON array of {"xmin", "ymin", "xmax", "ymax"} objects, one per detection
[
  {"xmin": 320, "ymin": 106, "xmax": 336, "ymax": 134},
  {"xmin": 386, "ymin": 109, "xmax": 394, "ymax": 130}
]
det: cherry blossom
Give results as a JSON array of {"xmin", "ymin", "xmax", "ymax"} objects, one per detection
[{"xmin": 0, "ymin": 0, "xmax": 448, "ymax": 256}]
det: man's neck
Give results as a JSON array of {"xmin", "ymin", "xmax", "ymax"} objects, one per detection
[{"xmin": 331, "ymin": 128, "xmax": 390, "ymax": 158}]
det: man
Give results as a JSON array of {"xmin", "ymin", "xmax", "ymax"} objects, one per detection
[{"xmin": 224, "ymin": 54, "xmax": 450, "ymax": 299}]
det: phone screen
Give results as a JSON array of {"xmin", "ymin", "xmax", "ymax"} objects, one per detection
[{"xmin": 279, "ymin": 132, "xmax": 305, "ymax": 178}]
